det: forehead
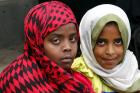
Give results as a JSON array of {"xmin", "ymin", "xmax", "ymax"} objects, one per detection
[
  {"xmin": 91, "ymin": 14, "xmax": 129, "ymax": 47},
  {"xmin": 57, "ymin": 23, "xmax": 77, "ymax": 31},
  {"xmin": 99, "ymin": 22, "xmax": 121, "ymax": 38}
]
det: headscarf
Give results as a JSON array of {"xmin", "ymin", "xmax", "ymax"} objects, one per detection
[
  {"xmin": 79, "ymin": 4, "xmax": 140, "ymax": 92},
  {"xmin": 0, "ymin": 1, "xmax": 91, "ymax": 93}
]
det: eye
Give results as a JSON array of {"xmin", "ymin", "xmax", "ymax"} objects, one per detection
[
  {"xmin": 70, "ymin": 35, "xmax": 78, "ymax": 43},
  {"xmin": 96, "ymin": 39, "xmax": 106, "ymax": 46},
  {"xmin": 51, "ymin": 37, "xmax": 60, "ymax": 45},
  {"xmin": 114, "ymin": 38, "xmax": 123, "ymax": 45}
]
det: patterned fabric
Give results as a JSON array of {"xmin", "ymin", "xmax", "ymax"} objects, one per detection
[{"xmin": 0, "ymin": 1, "xmax": 94, "ymax": 93}]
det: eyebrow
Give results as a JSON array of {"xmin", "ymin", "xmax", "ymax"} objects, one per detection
[
  {"xmin": 97, "ymin": 37, "xmax": 122, "ymax": 41},
  {"xmin": 114, "ymin": 38, "xmax": 122, "ymax": 41},
  {"xmin": 69, "ymin": 32, "xmax": 78, "ymax": 36},
  {"xmin": 97, "ymin": 38, "xmax": 107, "ymax": 42},
  {"xmin": 47, "ymin": 33, "xmax": 62, "ymax": 39},
  {"xmin": 48, "ymin": 31, "xmax": 77, "ymax": 37}
]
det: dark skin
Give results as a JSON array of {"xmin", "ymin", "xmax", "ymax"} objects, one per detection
[
  {"xmin": 93, "ymin": 22, "xmax": 124, "ymax": 70},
  {"xmin": 44, "ymin": 23, "xmax": 78, "ymax": 72},
  {"xmin": 93, "ymin": 22, "xmax": 140, "ymax": 93}
]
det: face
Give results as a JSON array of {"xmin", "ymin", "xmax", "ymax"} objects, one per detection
[
  {"xmin": 44, "ymin": 23, "xmax": 78, "ymax": 71},
  {"xmin": 93, "ymin": 22, "xmax": 124, "ymax": 69}
]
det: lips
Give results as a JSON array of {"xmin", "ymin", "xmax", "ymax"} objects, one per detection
[
  {"xmin": 102, "ymin": 58, "xmax": 116, "ymax": 64},
  {"xmin": 61, "ymin": 56, "xmax": 73, "ymax": 63}
]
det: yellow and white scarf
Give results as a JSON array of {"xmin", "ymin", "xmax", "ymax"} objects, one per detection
[{"xmin": 72, "ymin": 4, "xmax": 140, "ymax": 92}]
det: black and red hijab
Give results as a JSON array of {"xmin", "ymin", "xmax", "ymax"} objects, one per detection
[{"xmin": 0, "ymin": 1, "xmax": 93, "ymax": 93}]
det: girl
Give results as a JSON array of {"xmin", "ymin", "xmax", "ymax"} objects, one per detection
[
  {"xmin": 72, "ymin": 4, "xmax": 140, "ymax": 93},
  {"xmin": 0, "ymin": 1, "xmax": 94, "ymax": 93}
]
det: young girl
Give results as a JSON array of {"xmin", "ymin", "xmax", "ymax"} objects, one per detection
[
  {"xmin": 0, "ymin": 1, "xmax": 94, "ymax": 93},
  {"xmin": 72, "ymin": 4, "xmax": 140, "ymax": 93}
]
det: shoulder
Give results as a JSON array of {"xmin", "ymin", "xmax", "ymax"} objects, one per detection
[
  {"xmin": 72, "ymin": 56, "xmax": 94, "ymax": 78},
  {"xmin": 72, "ymin": 56, "xmax": 86, "ymax": 70}
]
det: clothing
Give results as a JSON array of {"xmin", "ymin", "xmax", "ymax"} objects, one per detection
[
  {"xmin": 72, "ymin": 4, "xmax": 140, "ymax": 92},
  {"xmin": 0, "ymin": 1, "xmax": 93, "ymax": 93},
  {"xmin": 72, "ymin": 56, "xmax": 116, "ymax": 93}
]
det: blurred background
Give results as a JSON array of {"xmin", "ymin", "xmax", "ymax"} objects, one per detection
[{"xmin": 0, "ymin": 0, "xmax": 38, "ymax": 71}]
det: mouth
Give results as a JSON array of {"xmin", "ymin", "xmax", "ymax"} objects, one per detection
[
  {"xmin": 99, "ymin": 56, "xmax": 120, "ymax": 69},
  {"xmin": 61, "ymin": 57, "xmax": 73, "ymax": 63},
  {"xmin": 102, "ymin": 58, "xmax": 116, "ymax": 64},
  {"xmin": 61, "ymin": 58, "xmax": 73, "ymax": 63}
]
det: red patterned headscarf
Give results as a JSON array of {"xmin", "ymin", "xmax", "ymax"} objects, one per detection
[
  {"xmin": 24, "ymin": 1, "xmax": 78, "ymax": 62},
  {"xmin": 0, "ymin": 1, "xmax": 93, "ymax": 93}
]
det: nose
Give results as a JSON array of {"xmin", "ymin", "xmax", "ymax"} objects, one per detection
[
  {"xmin": 105, "ymin": 44, "xmax": 115, "ymax": 55},
  {"xmin": 63, "ymin": 40, "xmax": 72, "ymax": 52}
]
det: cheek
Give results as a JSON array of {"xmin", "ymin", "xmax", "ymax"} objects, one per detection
[
  {"xmin": 92, "ymin": 48, "xmax": 103, "ymax": 64},
  {"xmin": 93, "ymin": 47, "xmax": 103, "ymax": 58},
  {"xmin": 44, "ymin": 44, "xmax": 60, "ymax": 62},
  {"xmin": 117, "ymin": 47, "xmax": 124, "ymax": 60},
  {"xmin": 72, "ymin": 43, "xmax": 78, "ymax": 56}
]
